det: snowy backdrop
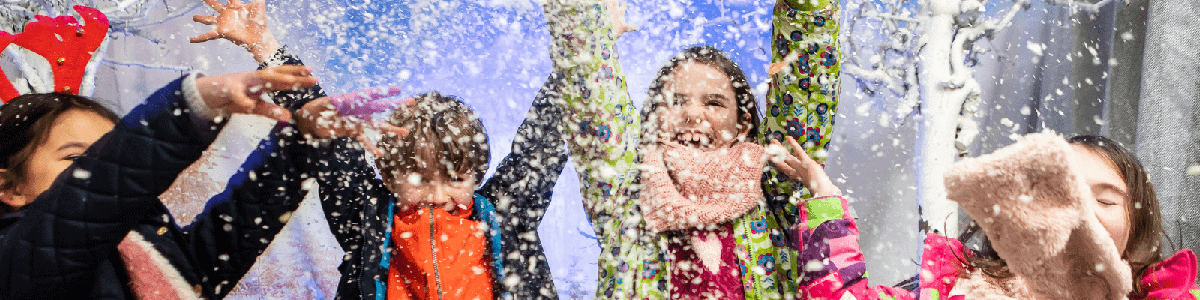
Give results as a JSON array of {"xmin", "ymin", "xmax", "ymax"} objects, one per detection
[{"xmin": 2, "ymin": 0, "xmax": 1197, "ymax": 298}]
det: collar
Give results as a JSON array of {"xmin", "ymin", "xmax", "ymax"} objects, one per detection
[{"xmin": 1139, "ymin": 249, "xmax": 1198, "ymax": 297}]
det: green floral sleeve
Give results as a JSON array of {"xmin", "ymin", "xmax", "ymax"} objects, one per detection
[
  {"xmin": 542, "ymin": 1, "xmax": 665, "ymax": 298},
  {"xmin": 759, "ymin": 0, "xmax": 842, "ymax": 293},
  {"xmin": 760, "ymin": 0, "xmax": 840, "ymax": 231}
]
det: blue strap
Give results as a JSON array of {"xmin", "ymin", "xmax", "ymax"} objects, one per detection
[
  {"xmin": 374, "ymin": 196, "xmax": 395, "ymax": 300},
  {"xmin": 472, "ymin": 194, "xmax": 504, "ymax": 286}
]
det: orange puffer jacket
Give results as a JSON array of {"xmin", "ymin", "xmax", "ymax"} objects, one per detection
[{"xmin": 388, "ymin": 203, "xmax": 493, "ymax": 300}]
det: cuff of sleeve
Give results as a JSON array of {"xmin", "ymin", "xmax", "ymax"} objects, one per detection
[
  {"xmin": 182, "ymin": 72, "xmax": 229, "ymax": 122},
  {"xmin": 260, "ymin": 45, "xmax": 290, "ymax": 68}
]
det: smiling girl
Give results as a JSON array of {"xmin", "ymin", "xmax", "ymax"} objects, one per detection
[
  {"xmin": 0, "ymin": 66, "xmax": 319, "ymax": 299},
  {"xmin": 541, "ymin": 0, "xmax": 841, "ymax": 298}
]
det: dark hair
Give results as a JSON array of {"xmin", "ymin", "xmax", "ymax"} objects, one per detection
[
  {"xmin": 375, "ymin": 92, "xmax": 490, "ymax": 185},
  {"xmin": 642, "ymin": 46, "xmax": 760, "ymax": 144},
  {"xmin": 0, "ymin": 93, "xmax": 119, "ymax": 214},
  {"xmin": 958, "ymin": 135, "xmax": 1164, "ymax": 297}
]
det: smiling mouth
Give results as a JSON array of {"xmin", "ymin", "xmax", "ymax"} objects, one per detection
[{"xmin": 673, "ymin": 130, "xmax": 713, "ymax": 148}]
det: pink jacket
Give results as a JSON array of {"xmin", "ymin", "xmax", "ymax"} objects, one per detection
[
  {"xmin": 794, "ymin": 197, "xmax": 1200, "ymax": 300},
  {"xmin": 795, "ymin": 133, "xmax": 1200, "ymax": 299}
]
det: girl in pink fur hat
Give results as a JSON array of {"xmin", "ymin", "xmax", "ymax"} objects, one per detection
[{"xmin": 788, "ymin": 133, "xmax": 1200, "ymax": 299}]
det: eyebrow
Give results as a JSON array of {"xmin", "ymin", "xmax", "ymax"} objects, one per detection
[
  {"xmin": 706, "ymin": 94, "xmax": 732, "ymax": 102},
  {"xmin": 57, "ymin": 142, "xmax": 89, "ymax": 152},
  {"xmin": 1093, "ymin": 182, "xmax": 1129, "ymax": 197}
]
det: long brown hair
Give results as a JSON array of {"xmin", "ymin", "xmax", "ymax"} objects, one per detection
[
  {"xmin": 960, "ymin": 135, "xmax": 1164, "ymax": 297},
  {"xmin": 0, "ymin": 93, "xmax": 119, "ymax": 214},
  {"xmin": 641, "ymin": 46, "xmax": 760, "ymax": 144}
]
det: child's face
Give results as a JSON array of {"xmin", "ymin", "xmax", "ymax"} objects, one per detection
[
  {"xmin": 382, "ymin": 167, "xmax": 478, "ymax": 211},
  {"xmin": 1, "ymin": 109, "xmax": 114, "ymax": 210},
  {"xmin": 655, "ymin": 62, "xmax": 747, "ymax": 149},
  {"xmin": 1071, "ymin": 145, "xmax": 1131, "ymax": 254}
]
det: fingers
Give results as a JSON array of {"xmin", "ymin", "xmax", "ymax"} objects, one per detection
[
  {"xmin": 255, "ymin": 66, "xmax": 318, "ymax": 92},
  {"xmin": 357, "ymin": 134, "xmax": 386, "ymax": 157},
  {"xmin": 769, "ymin": 139, "xmax": 803, "ymax": 178},
  {"xmin": 247, "ymin": 0, "xmax": 266, "ymax": 18},
  {"xmin": 772, "ymin": 159, "xmax": 800, "ymax": 180},
  {"xmin": 227, "ymin": 0, "xmax": 243, "ymax": 6},
  {"xmin": 243, "ymin": 96, "xmax": 290, "ymax": 122},
  {"xmin": 376, "ymin": 122, "xmax": 409, "ymax": 137},
  {"xmin": 785, "ymin": 135, "xmax": 813, "ymax": 163},
  {"xmin": 201, "ymin": 0, "xmax": 225, "ymax": 11},
  {"xmin": 193, "ymin": 15, "xmax": 217, "ymax": 25},
  {"xmin": 189, "ymin": 30, "xmax": 222, "ymax": 43}
]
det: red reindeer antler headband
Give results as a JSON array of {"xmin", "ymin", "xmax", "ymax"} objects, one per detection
[{"xmin": 0, "ymin": 6, "xmax": 110, "ymax": 103}]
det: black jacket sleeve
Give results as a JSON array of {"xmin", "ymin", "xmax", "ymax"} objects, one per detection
[
  {"xmin": 174, "ymin": 124, "xmax": 313, "ymax": 298},
  {"xmin": 0, "ymin": 76, "xmax": 221, "ymax": 299},
  {"xmin": 168, "ymin": 46, "xmax": 331, "ymax": 298},
  {"xmin": 477, "ymin": 73, "xmax": 568, "ymax": 213},
  {"xmin": 475, "ymin": 73, "xmax": 569, "ymax": 298},
  {"xmin": 259, "ymin": 46, "xmax": 328, "ymax": 111}
]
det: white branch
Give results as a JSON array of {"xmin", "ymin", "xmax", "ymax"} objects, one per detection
[
  {"xmin": 100, "ymin": 58, "xmax": 190, "ymax": 72},
  {"xmin": 979, "ymin": 0, "xmax": 1028, "ymax": 33},
  {"xmin": 1044, "ymin": 0, "xmax": 1114, "ymax": 13},
  {"xmin": 862, "ymin": 12, "xmax": 924, "ymax": 23}
]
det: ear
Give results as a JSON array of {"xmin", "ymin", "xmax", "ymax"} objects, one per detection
[{"xmin": 0, "ymin": 168, "xmax": 25, "ymax": 212}]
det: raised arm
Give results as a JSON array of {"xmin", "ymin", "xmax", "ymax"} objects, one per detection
[
  {"xmin": 191, "ymin": 0, "xmax": 327, "ymax": 112},
  {"xmin": 0, "ymin": 68, "xmax": 316, "ymax": 299},
  {"xmin": 543, "ymin": 0, "xmax": 640, "ymax": 225},
  {"xmin": 478, "ymin": 73, "xmax": 567, "ymax": 212},
  {"xmin": 760, "ymin": 0, "xmax": 841, "ymax": 225},
  {"xmin": 473, "ymin": 73, "xmax": 568, "ymax": 298},
  {"xmin": 173, "ymin": 123, "xmax": 313, "ymax": 299},
  {"xmin": 543, "ymin": 1, "xmax": 664, "ymax": 298}
]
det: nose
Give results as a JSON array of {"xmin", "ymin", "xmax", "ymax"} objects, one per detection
[{"xmin": 680, "ymin": 101, "xmax": 704, "ymax": 124}]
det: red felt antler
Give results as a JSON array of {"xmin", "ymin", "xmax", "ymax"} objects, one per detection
[{"xmin": 1, "ymin": 6, "xmax": 110, "ymax": 103}]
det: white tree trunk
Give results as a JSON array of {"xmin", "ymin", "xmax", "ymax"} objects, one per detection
[{"xmin": 915, "ymin": 0, "xmax": 964, "ymax": 236}]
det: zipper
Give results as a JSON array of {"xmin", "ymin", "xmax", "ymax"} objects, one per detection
[{"xmin": 429, "ymin": 208, "xmax": 444, "ymax": 300}]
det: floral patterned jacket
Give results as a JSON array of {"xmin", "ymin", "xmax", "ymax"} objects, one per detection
[{"xmin": 541, "ymin": 0, "xmax": 841, "ymax": 298}]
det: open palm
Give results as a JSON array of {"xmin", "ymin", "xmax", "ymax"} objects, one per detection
[{"xmin": 191, "ymin": 0, "xmax": 279, "ymax": 61}]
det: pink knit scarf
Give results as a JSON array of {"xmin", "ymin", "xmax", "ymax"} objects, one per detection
[{"xmin": 639, "ymin": 142, "xmax": 767, "ymax": 233}]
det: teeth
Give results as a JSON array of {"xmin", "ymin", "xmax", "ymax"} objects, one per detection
[
  {"xmin": 699, "ymin": 135, "xmax": 709, "ymax": 145},
  {"xmin": 681, "ymin": 132, "xmax": 693, "ymax": 142}
]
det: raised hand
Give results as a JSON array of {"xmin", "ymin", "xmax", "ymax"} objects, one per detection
[
  {"xmin": 295, "ymin": 87, "xmax": 410, "ymax": 156},
  {"xmin": 195, "ymin": 65, "xmax": 319, "ymax": 122},
  {"xmin": 190, "ymin": 0, "xmax": 281, "ymax": 63},
  {"xmin": 768, "ymin": 135, "xmax": 842, "ymax": 197},
  {"xmin": 603, "ymin": 0, "xmax": 637, "ymax": 39}
]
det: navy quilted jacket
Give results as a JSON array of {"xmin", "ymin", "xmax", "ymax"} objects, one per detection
[
  {"xmin": 310, "ymin": 74, "xmax": 569, "ymax": 300},
  {"xmin": 0, "ymin": 75, "xmax": 319, "ymax": 299}
]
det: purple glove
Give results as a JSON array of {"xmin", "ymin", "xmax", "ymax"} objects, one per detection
[{"xmin": 329, "ymin": 86, "xmax": 406, "ymax": 118}]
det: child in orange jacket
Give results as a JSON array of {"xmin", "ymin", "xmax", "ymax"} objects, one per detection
[{"xmin": 296, "ymin": 84, "xmax": 568, "ymax": 299}]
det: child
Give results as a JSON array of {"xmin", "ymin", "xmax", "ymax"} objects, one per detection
[
  {"xmin": 190, "ymin": 2, "xmax": 570, "ymax": 296},
  {"xmin": 541, "ymin": 0, "xmax": 841, "ymax": 298},
  {"xmin": 0, "ymin": 66, "xmax": 320, "ymax": 299},
  {"xmin": 789, "ymin": 133, "xmax": 1200, "ymax": 299},
  {"xmin": 295, "ymin": 81, "xmax": 569, "ymax": 299}
]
